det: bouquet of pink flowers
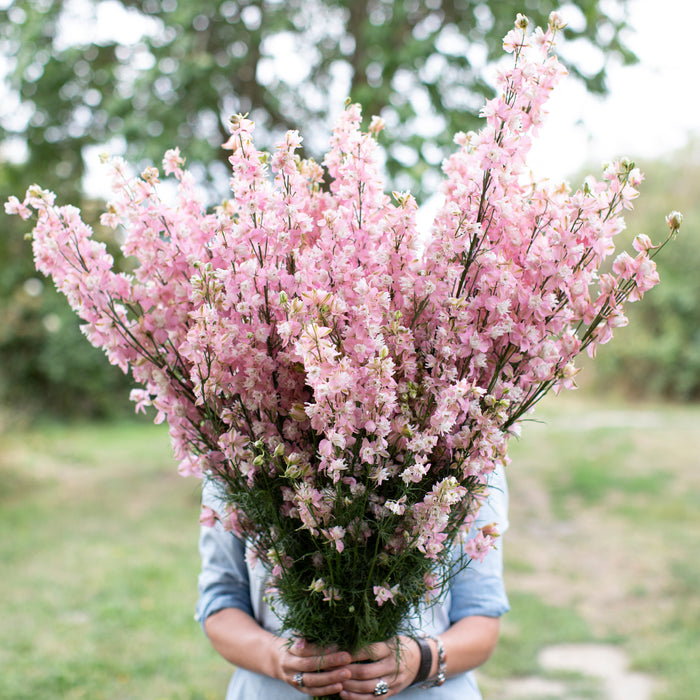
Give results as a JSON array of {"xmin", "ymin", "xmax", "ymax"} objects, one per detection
[{"xmin": 7, "ymin": 12, "xmax": 680, "ymax": 681}]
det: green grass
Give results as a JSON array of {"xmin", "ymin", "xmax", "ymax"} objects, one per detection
[
  {"xmin": 478, "ymin": 393, "xmax": 700, "ymax": 699},
  {"xmin": 0, "ymin": 419, "xmax": 232, "ymax": 700},
  {"xmin": 2, "ymin": 395, "xmax": 700, "ymax": 699},
  {"xmin": 486, "ymin": 592, "xmax": 594, "ymax": 678}
]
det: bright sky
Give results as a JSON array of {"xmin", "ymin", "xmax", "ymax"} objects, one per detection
[{"xmin": 528, "ymin": 0, "xmax": 700, "ymax": 181}]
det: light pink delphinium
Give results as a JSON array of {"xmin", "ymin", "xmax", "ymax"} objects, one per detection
[{"xmin": 8, "ymin": 12, "xmax": 679, "ymax": 620}]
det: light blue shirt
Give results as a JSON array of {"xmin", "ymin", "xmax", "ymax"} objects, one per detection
[{"xmin": 196, "ymin": 466, "xmax": 510, "ymax": 699}]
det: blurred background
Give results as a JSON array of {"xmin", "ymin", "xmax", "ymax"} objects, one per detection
[{"xmin": 0, "ymin": 1, "xmax": 697, "ymax": 698}]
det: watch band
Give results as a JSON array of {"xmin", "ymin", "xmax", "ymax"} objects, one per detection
[
  {"xmin": 411, "ymin": 636, "xmax": 433, "ymax": 685},
  {"xmin": 422, "ymin": 635, "xmax": 446, "ymax": 688}
]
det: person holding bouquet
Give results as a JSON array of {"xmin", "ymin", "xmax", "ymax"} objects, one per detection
[
  {"xmin": 195, "ymin": 465, "xmax": 509, "ymax": 699},
  {"xmin": 10, "ymin": 11, "xmax": 675, "ymax": 700}
]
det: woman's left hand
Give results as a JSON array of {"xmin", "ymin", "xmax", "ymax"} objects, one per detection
[{"xmin": 338, "ymin": 635, "xmax": 420, "ymax": 699}]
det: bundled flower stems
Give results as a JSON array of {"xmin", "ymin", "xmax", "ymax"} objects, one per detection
[{"xmin": 7, "ymin": 12, "xmax": 681, "ymax": 691}]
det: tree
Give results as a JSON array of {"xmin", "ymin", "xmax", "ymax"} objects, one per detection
[{"xmin": 1, "ymin": 0, "xmax": 637, "ymax": 200}]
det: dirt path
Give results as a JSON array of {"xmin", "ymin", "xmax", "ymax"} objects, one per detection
[{"xmin": 491, "ymin": 643, "xmax": 656, "ymax": 699}]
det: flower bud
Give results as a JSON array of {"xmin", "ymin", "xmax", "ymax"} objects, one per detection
[
  {"xmin": 666, "ymin": 210, "xmax": 683, "ymax": 231},
  {"xmin": 284, "ymin": 464, "xmax": 304, "ymax": 479},
  {"xmin": 548, "ymin": 11, "xmax": 566, "ymax": 30},
  {"xmin": 229, "ymin": 112, "xmax": 250, "ymax": 128},
  {"xmin": 632, "ymin": 233, "xmax": 654, "ymax": 253},
  {"xmin": 480, "ymin": 522, "xmax": 500, "ymax": 538},
  {"xmin": 141, "ymin": 166, "xmax": 159, "ymax": 184},
  {"xmin": 273, "ymin": 443, "xmax": 286, "ymax": 458},
  {"xmin": 369, "ymin": 115, "xmax": 385, "ymax": 136},
  {"xmin": 290, "ymin": 298, "xmax": 304, "ymax": 314},
  {"xmin": 289, "ymin": 403, "xmax": 307, "ymax": 422},
  {"xmin": 515, "ymin": 13, "xmax": 529, "ymax": 29},
  {"xmin": 308, "ymin": 578, "xmax": 325, "ymax": 594}
]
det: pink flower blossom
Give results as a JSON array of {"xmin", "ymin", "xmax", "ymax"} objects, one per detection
[
  {"xmin": 373, "ymin": 583, "xmax": 400, "ymax": 606},
  {"xmin": 162, "ymin": 147, "xmax": 185, "ymax": 176},
  {"xmin": 4, "ymin": 195, "xmax": 32, "ymax": 219},
  {"xmin": 322, "ymin": 526, "xmax": 347, "ymax": 553},
  {"xmin": 199, "ymin": 506, "xmax": 218, "ymax": 528},
  {"xmin": 463, "ymin": 523, "xmax": 500, "ymax": 563}
]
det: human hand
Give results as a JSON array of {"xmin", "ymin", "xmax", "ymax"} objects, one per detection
[
  {"xmin": 338, "ymin": 635, "xmax": 420, "ymax": 699},
  {"xmin": 273, "ymin": 637, "xmax": 353, "ymax": 696}
]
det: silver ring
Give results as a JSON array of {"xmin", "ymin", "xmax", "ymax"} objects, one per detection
[
  {"xmin": 373, "ymin": 678, "xmax": 389, "ymax": 696},
  {"xmin": 293, "ymin": 672, "xmax": 304, "ymax": 688}
]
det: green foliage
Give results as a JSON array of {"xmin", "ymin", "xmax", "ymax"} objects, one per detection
[
  {"xmin": 0, "ymin": 274, "xmax": 134, "ymax": 418},
  {"xmin": 1, "ymin": 0, "xmax": 636, "ymax": 200},
  {"xmin": 488, "ymin": 395, "xmax": 700, "ymax": 700},
  {"xmin": 592, "ymin": 143, "xmax": 700, "ymax": 400}
]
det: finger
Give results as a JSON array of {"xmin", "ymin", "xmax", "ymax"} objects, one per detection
[
  {"xmin": 290, "ymin": 638, "xmax": 345, "ymax": 660},
  {"xmin": 285, "ymin": 640, "xmax": 352, "ymax": 671},
  {"xmin": 339, "ymin": 678, "xmax": 395, "ymax": 699},
  {"xmin": 345, "ymin": 660, "xmax": 390, "ymax": 681},
  {"xmin": 305, "ymin": 682, "xmax": 345, "ymax": 697},
  {"xmin": 349, "ymin": 641, "xmax": 391, "ymax": 662},
  {"xmin": 289, "ymin": 651, "xmax": 352, "ymax": 673},
  {"xmin": 342, "ymin": 659, "xmax": 411, "ymax": 696},
  {"xmin": 297, "ymin": 678, "xmax": 346, "ymax": 698},
  {"xmin": 290, "ymin": 638, "xmax": 334, "ymax": 655},
  {"xmin": 289, "ymin": 668, "xmax": 352, "ymax": 697}
]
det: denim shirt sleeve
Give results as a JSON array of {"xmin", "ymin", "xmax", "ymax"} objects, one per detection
[
  {"xmin": 195, "ymin": 483, "xmax": 254, "ymax": 629},
  {"xmin": 448, "ymin": 464, "xmax": 510, "ymax": 622}
]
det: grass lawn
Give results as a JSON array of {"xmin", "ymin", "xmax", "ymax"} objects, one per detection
[
  {"xmin": 0, "ymin": 418, "xmax": 232, "ymax": 700},
  {"xmin": 481, "ymin": 393, "xmax": 700, "ymax": 699},
  {"xmin": 1, "ymin": 394, "xmax": 699, "ymax": 699}
]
